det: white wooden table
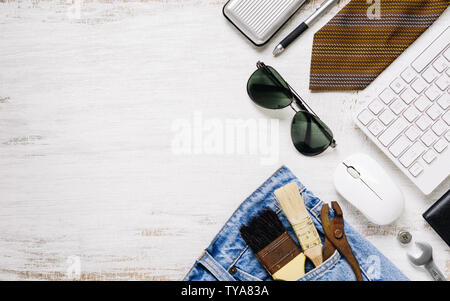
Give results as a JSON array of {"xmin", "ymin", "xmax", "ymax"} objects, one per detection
[{"xmin": 0, "ymin": 0, "xmax": 448, "ymax": 281}]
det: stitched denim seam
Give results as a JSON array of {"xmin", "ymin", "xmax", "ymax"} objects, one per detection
[
  {"xmin": 206, "ymin": 255, "xmax": 235, "ymax": 281},
  {"xmin": 235, "ymin": 268, "xmax": 263, "ymax": 281},
  {"xmin": 200, "ymin": 256, "xmax": 225, "ymax": 281},
  {"xmin": 198, "ymin": 258, "xmax": 222, "ymax": 280},
  {"xmin": 200, "ymin": 253, "xmax": 235, "ymax": 281},
  {"xmin": 227, "ymin": 246, "xmax": 264, "ymax": 281},
  {"xmin": 228, "ymin": 245, "xmax": 250, "ymax": 270},
  {"xmin": 308, "ymin": 252, "xmax": 340, "ymax": 281},
  {"xmin": 207, "ymin": 255, "xmax": 235, "ymax": 281},
  {"xmin": 309, "ymin": 200, "xmax": 323, "ymax": 219},
  {"xmin": 299, "ymin": 250, "xmax": 340, "ymax": 281},
  {"xmin": 359, "ymin": 262, "xmax": 372, "ymax": 281},
  {"xmin": 310, "ymin": 200, "xmax": 323, "ymax": 216}
]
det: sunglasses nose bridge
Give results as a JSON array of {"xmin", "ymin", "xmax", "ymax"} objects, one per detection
[{"xmin": 289, "ymin": 102, "xmax": 299, "ymax": 113}]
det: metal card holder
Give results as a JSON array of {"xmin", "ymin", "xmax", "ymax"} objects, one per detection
[{"xmin": 223, "ymin": 0, "xmax": 307, "ymax": 47}]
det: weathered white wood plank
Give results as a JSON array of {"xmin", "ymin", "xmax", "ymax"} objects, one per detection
[{"xmin": 0, "ymin": 0, "xmax": 448, "ymax": 280}]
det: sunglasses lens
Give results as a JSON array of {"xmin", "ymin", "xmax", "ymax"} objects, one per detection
[
  {"xmin": 291, "ymin": 111, "xmax": 334, "ymax": 156},
  {"xmin": 247, "ymin": 66, "xmax": 293, "ymax": 109}
]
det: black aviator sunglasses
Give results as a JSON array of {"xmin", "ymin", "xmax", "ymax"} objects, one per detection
[{"xmin": 247, "ymin": 62, "xmax": 336, "ymax": 156}]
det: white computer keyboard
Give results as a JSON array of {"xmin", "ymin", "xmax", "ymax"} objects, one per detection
[{"xmin": 355, "ymin": 26, "xmax": 450, "ymax": 195}]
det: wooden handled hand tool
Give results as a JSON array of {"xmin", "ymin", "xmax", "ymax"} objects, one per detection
[
  {"xmin": 275, "ymin": 182, "xmax": 323, "ymax": 267},
  {"xmin": 240, "ymin": 209, "xmax": 306, "ymax": 281},
  {"xmin": 321, "ymin": 201, "xmax": 363, "ymax": 281}
]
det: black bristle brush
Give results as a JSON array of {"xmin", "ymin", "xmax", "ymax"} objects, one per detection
[{"xmin": 240, "ymin": 209, "xmax": 306, "ymax": 281}]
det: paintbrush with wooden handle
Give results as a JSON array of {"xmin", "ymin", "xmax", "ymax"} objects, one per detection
[
  {"xmin": 240, "ymin": 209, "xmax": 306, "ymax": 281},
  {"xmin": 275, "ymin": 182, "xmax": 323, "ymax": 267}
]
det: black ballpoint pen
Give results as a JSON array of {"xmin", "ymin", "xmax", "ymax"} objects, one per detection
[{"xmin": 273, "ymin": 0, "xmax": 339, "ymax": 56}]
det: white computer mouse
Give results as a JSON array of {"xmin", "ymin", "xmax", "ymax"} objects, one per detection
[{"xmin": 333, "ymin": 153, "xmax": 405, "ymax": 225}]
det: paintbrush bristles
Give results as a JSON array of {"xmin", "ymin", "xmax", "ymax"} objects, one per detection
[
  {"xmin": 275, "ymin": 182, "xmax": 307, "ymax": 224},
  {"xmin": 240, "ymin": 209, "xmax": 285, "ymax": 254}
]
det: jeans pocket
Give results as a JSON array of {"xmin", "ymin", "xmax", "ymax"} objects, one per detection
[
  {"xmin": 295, "ymin": 250, "xmax": 339, "ymax": 281},
  {"xmin": 297, "ymin": 250, "xmax": 366, "ymax": 281},
  {"xmin": 232, "ymin": 267, "xmax": 264, "ymax": 281},
  {"xmin": 231, "ymin": 249, "xmax": 367, "ymax": 281}
]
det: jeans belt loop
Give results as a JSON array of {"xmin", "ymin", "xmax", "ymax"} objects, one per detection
[{"xmin": 197, "ymin": 251, "xmax": 237, "ymax": 281}]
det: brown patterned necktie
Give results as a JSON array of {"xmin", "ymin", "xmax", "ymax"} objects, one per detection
[{"xmin": 310, "ymin": 0, "xmax": 449, "ymax": 91}]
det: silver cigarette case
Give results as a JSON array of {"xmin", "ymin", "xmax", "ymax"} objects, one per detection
[{"xmin": 223, "ymin": 0, "xmax": 307, "ymax": 47}]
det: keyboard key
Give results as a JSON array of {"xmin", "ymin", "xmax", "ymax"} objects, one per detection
[
  {"xmin": 399, "ymin": 141, "xmax": 426, "ymax": 167},
  {"xmin": 378, "ymin": 117, "xmax": 408, "ymax": 146},
  {"xmin": 411, "ymin": 77, "xmax": 428, "ymax": 93},
  {"xmin": 415, "ymin": 95, "xmax": 432, "ymax": 112},
  {"xmin": 424, "ymin": 85, "xmax": 442, "ymax": 101},
  {"xmin": 432, "ymin": 120, "xmax": 448, "ymax": 136},
  {"xmin": 403, "ymin": 106, "xmax": 421, "ymax": 122},
  {"xmin": 422, "ymin": 66, "xmax": 440, "ymax": 83},
  {"xmin": 434, "ymin": 138, "xmax": 448, "ymax": 153},
  {"xmin": 358, "ymin": 109, "xmax": 374, "ymax": 125},
  {"xmin": 401, "ymin": 67, "xmax": 417, "ymax": 83},
  {"xmin": 445, "ymin": 130, "xmax": 450, "ymax": 142},
  {"xmin": 368, "ymin": 120, "xmax": 384, "ymax": 136},
  {"xmin": 389, "ymin": 136, "xmax": 411, "ymax": 157},
  {"xmin": 400, "ymin": 88, "xmax": 418, "ymax": 104},
  {"xmin": 443, "ymin": 111, "xmax": 450, "ymax": 125},
  {"xmin": 412, "ymin": 28, "xmax": 450, "ymax": 72},
  {"xmin": 409, "ymin": 162, "xmax": 424, "ymax": 177},
  {"xmin": 437, "ymin": 94, "xmax": 449, "ymax": 109},
  {"xmin": 416, "ymin": 114, "xmax": 433, "ymax": 131},
  {"xmin": 444, "ymin": 48, "xmax": 450, "ymax": 61},
  {"xmin": 433, "ymin": 56, "xmax": 448, "ymax": 73},
  {"xmin": 435, "ymin": 74, "xmax": 450, "ymax": 90},
  {"xmin": 405, "ymin": 126, "xmax": 421, "ymax": 141},
  {"xmin": 426, "ymin": 104, "xmax": 443, "ymax": 120},
  {"xmin": 390, "ymin": 99, "xmax": 407, "ymax": 115},
  {"xmin": 390, "ymin": 77, "xmax": 406, "ymax": 93},
  {"xmin": 368, "ymin": 99, "xmax": 384, "ymax": 115},
  {"xmin": 379, "ymin": 88, "xmax": 396, "ymax": 104},
  {"xmin": 379, "ymin": 109, "xmax": 396, "ymax": 125},
  {"xmin": 421, "ymin": 130, "xmax": 438, "ymax": 147},
  {"xmin": 423, "ymin": 149, "xmax": 437, "ymax": 164}
]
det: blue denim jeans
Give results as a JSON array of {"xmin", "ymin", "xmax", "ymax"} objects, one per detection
[{"xmin": 184, "ymin": 166, "xmax": 409, "ymax": 281}]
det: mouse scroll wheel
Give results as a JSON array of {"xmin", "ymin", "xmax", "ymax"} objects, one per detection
[{"xmin": 347, "ymin": 166, "xmax": 360, "ymax": 179}]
